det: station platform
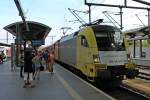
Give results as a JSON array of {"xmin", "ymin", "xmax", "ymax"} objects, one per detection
[{"xmin": 0, "ymin": 61, "xmax": 114, "ymax": 100}]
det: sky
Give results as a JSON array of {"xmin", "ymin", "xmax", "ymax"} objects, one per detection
[{"xmin": 0, "ymin": 0, "xmax": 150, "ymax": 45}]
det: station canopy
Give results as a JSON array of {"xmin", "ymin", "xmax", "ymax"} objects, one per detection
[
  {"xmin": 0, "ymin": 43, "xmax": 11, "ymax": 47},
  {"xmin": 124, "ymin": 26, "xmax": 150, "ymax": 40},
  {"xmin": 124, "ymin": 26, "xmax": 150, "ymax": 36},
  {"xmin": 3, "ymin": 21, "xmax": 51, "ymax": 40}
]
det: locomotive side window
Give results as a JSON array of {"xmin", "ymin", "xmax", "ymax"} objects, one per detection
[{"xmin": 81, "ymin": 36, "xmax": 88, "ymax": 47}]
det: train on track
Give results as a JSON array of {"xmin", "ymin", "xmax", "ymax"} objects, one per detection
[{"xmin": 43, "ymin": 24, "xmax": 139, "ymax": 84}]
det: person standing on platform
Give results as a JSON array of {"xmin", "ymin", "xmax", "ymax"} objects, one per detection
[
  {"xmin": 43, "ymin": 50, "xmax": 49, "ymax": 70},
  {"xmin": 31, "ymin": 51, "xmax": 36, "ymax": 76},
  {"xmin": 48, "ymin": 50, "xmax": 55, "ymax": 73},
  {"xmin": 0, "ymin": 54, "xmax": 2, "ymax": 64},
  {"xmin": 32, "ymin": 50, "xmax": 43, "ymax": 80},
  {"xmin": 0, "ymin": 51, "xmax": 5, "ymax": 64},
  {"xmin": 19, "ymin": 52, "xmax": 24, "ymax": 78},
  {"xmin": 23, "ymin": 50, "xmax": 34, "ymax": 88}
]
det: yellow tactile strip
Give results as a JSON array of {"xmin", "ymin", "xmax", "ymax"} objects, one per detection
[{"xmin": 123, "ymin": 79, "xmax": 150, "ymax": 97}]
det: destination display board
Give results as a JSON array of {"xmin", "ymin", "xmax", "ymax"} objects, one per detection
[
  {"xmin": 32, "ymin": 40, "xmax": 45, "ymax": 46},
  {"xmin": 15, "ymin": 39, "xmax": 45, "ymax": 46}
]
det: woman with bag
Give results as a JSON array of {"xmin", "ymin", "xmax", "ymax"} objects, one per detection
[{"xmin": 32, "ymin": 51, "xmax": 43, "ymax": 80}]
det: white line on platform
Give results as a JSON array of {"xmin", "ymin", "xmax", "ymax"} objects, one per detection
[{"xmin": 57, "ymin": 73, "xmax": 83, "ymax": 100}]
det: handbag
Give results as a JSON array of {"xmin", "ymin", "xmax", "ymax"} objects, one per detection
[
  {"xmin": 40, "ymin": 65, "xmax": 44, "ymax": 71},
  {"xmin": 39, "ymin": 62, "xmax": 44, "ymax": 71}
]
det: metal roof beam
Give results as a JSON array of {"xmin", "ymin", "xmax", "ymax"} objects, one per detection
[
  {"xmin": 132, "ymin": 0, "xmax": 150, "ymax": 6},
  {"xmin": 84, "ymin": 0, "xmax": 150, "ymax": 10},
  {"xmin": 14, "ymin": 0, "xmax": 29, "ymax": 31}
]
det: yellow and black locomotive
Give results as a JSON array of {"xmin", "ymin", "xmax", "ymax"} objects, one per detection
[{"xmin": 48, "ymin": 24, "xmax": 139, "ymax": 83}]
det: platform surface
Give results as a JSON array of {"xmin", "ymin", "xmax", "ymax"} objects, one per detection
[{"xmin": 0, "ymin": 61, "xmax": 114, "ymax": 100}]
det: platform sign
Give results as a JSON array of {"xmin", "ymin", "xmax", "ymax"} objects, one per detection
[{"xmin": 32, "ymin": 40, "xmax": 45, "ymax": 46}]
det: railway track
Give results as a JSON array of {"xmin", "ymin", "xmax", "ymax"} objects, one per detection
[
  {"xmin": 100, "ymin": 85, "xmax": 150, "ymax": 100},
  {"xmin": 136, "ymin": 66, "xmax": 150, "ymax": 80},
  {"xmin": 137, "ymin": 72, "xmax": 150, "ymax": 80},
  {"xmin": 136, "ymin": 66, "xmax": 150, "ymax": 70}
]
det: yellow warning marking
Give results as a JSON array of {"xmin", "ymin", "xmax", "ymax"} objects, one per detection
[{"xmin": 57, "ymin": 74, "xmax": 83, "ymax": 100}]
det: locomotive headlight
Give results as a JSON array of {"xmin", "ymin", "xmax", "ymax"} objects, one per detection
[
  {"xmin": 127, "ymin": 54, "xmax": 131, "ymax": 61},
  {"xmin": 93, "ymin": 54, "xmax": 100, "ymax": 63},
  {"xmin": 127, "ymin": 58, "xmax": 130, "ymax": 61}
]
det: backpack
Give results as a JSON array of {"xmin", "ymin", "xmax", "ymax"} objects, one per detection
[{"xmin": 43, "ymin": 52, "xmax": 48, "ymax": 61}]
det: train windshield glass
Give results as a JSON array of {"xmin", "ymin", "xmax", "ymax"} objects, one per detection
[{"xmin": 95, "ymin": 30, "xmax": 125, "ymax": 51}]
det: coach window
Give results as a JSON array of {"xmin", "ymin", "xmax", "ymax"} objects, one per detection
[{"xmin": 81, "ymin": 36, "xmax": 88, "ymax": 47}]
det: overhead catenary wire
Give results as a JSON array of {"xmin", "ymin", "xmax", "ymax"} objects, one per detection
[
  {"xmin": 135, "ymin": 14, "xmax": 146, "ymax": 26},
  {"xmin": 65, "ymin": 0, "xmax": 107, "ymax": 29},
  {"xmin": 67, "ymin": 0, "xmax": 149, "ymax": 32},
  {"xmin": 68, "ymin": 8, "xmax": 87, "ymax": 25}
]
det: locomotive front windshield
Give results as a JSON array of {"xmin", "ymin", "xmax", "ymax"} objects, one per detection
[{"xmin": 94, "ymin": 28, "xmax": 125, "ymax": 51}]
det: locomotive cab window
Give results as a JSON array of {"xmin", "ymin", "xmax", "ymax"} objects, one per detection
[
  {"xmin": 81, "ymin": 36, "xmax": 88, "ymax": 47},
  {"xmin": 93, "ymin": 26, "xmax": 125, "ymax": 51}
]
